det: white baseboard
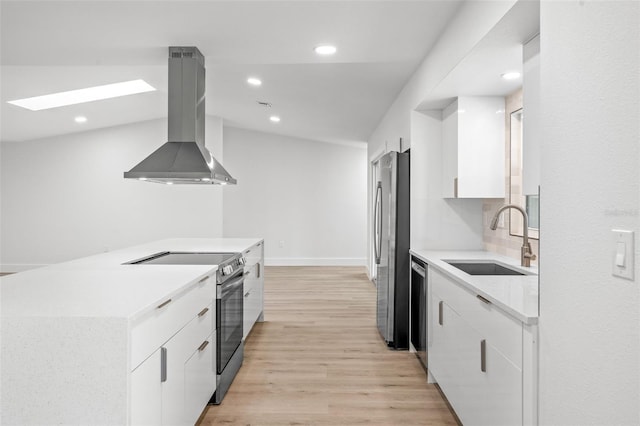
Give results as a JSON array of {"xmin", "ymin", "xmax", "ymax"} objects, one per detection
[
  {"xmin": 1, "ymin": 264, "xmax": 48, "ymax": 273},
  {"xmin": 265, "ymin": 257, "xmax": 366, "ymax": 267}
]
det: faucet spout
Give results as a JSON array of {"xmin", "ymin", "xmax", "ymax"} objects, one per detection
[{"xmin": 489, "ymin": 204, "xmax": 537, "ymax": 267}]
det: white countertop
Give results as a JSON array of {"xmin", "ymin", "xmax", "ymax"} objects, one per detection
[
  {"xmin": 410, "ymin": 249, "xmax": 539, "ymax": 324},
  {"xmin": 1, "ymin": 238, "xmax": 262, "ymax": 319}
]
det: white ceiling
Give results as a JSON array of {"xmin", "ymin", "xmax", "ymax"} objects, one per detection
[
  {"xmin": 0, "ymin": 0, "xmax": 464, "ymax": 144},
  {"xmin": 417, "ymin": 0, "xmax": 540, "ymax": 110}
]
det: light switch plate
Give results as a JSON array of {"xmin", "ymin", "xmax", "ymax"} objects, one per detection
[{"xmin": 612, "ymin": 229, "xmax": 634, "ymax": 280}]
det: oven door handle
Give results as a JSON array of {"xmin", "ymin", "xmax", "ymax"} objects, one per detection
[{"xmin": 220, "ymin": 275, "xmax": 244, "ymax": 298}]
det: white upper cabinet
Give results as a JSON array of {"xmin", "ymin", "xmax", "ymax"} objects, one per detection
[
  {"xmin": 522, "ymin": 35, "xmax": 541, "ymax": 196},
  {"xmin": 441, "ymin": 96, "xmax": 506, "ymax": 198}
]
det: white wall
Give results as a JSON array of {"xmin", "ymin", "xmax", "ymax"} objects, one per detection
[
  {"xmin": 539, "ymin": 1, "xmax": 640, "ymax": 424},
  {"xmin": 0, "ymin": 117, "xmax": 225, "ymax": 271},
  {"xmin": 222, "ymin": 126, "xmax": 367, "ymax": 266},
  {"xmin": 366, "ymin": 1, "xmax": 518, "ymax": 271},
  {"xmin": 367, "ymin": 0, "xmax": 517, "ymax": 156}
]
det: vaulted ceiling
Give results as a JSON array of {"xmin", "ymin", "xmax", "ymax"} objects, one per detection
[{"xmin": 0, "ymin": 1, "xmax": 464, "ymax": 144}]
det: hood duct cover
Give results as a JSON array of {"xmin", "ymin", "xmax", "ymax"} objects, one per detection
[{"xmin": 124, "ymin": 47, "xmax": 236, "ymax": 185}]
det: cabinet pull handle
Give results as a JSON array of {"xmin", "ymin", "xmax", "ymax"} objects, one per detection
[
  {"xmin": 244, "ymin": 289, "xmax": 252, "ymax": 298},
  {"xmin": 476, "ymin": 295, "xmax": 491, "ymax": 304},
  {"xmin": 157, "ymin": 299, "xmax": 172, "ymax": 309},
  {"xmin": 481, "ymin": 340, "xmax": 487, "ymax": 372},
  {"xmin": 454, "ymin": 177, "xmax": 458, "ymax": 198},
  {"xmin": 197, "ymin": 340, "xmax": 209, "ymax": 352},
  {"xmin": 198, "ymin": 276, "xmax": 209, "ymax": 284},
  {"xmin": 438, "ymin": 301, "xmax": 443, "ymax": 325},
  {"xmin": 244, "ymin": 270, "xmax": 251, "ymax": 277},
  {"xmin": 197, "ymin": 307, "xmax": 209, "ymax": 317},
  {"xmin": 160, "ymin": 347, "xmax": 167, "ymax": 382},
  {"xmin": 256, "ymin": 263, "xmax": 261, "ymax": 279}
]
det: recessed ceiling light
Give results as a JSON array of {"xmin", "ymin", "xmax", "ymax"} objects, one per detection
[
  {"xmin": 314, "ymin": 45, "xmax": 337, "ymax": 56},
  {"xmin": 166, "ymin": 182, "xmax": 174, "ymax": 185},
  {"xmin": 247, "ymin": 77, "xmax": 262, "ymax": 86},
  {"xmin": 74, "ymin": 116, "xmax": 87, "ymax": 123},
  {"xmin": 7, "ymin": 79, "xmax": 156, "ymax": 111},
  {"xmin": 501, "ymin": 72, "xmax": 521, "ymax": 80},
  {"xmin": 138, "ymin": 178, "xmax": 148, "ymax": 181},
  {"xmin": 270, "ymin": 116, "xmax": 281, "ymax": 123}
]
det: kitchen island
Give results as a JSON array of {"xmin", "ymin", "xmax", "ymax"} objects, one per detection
[{"xmin": 1, "ymin": 238, "xmax": 263, "ymax": 425}]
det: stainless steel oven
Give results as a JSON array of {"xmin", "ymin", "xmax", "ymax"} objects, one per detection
[{"xmin": 212, "ymin": 253, "xmax": 245, "ymax": 405}]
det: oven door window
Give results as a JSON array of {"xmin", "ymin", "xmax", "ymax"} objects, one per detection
[{"xmin": 218, "ymin": 275, "xmax": 244, "ymax": 373}]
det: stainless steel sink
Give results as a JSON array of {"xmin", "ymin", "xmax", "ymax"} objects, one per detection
[{"xmin": 445, "ymin": 261, "xmax": 526, "ymax": 276}]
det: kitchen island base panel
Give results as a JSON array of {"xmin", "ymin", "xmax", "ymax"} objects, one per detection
[
  {"xmin": 0, "ymin": 237, "xmax": 263, "ymax": 425},
  {"xmin": 1, "ymin": 316, "xmax": 128, "ymax": 425}
]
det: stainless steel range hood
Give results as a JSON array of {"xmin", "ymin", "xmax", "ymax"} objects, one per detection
[{"xmin": 124, "ymin": 47, "xmax": 236, "ymax": 185}]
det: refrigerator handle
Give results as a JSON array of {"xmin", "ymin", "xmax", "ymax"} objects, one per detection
[{"xmin": 374, "ymin": 182, "xmax": 382, "ymax": 264}]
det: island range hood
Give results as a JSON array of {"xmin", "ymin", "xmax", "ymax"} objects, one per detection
[{"xmin": 124, "ymin": 47, "xmax": 236, "ymax": 185}]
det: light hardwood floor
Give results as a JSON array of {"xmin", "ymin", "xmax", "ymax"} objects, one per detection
[{"xmin": 198, "ymin": 266, "xmax": 457, "ymax": 426}]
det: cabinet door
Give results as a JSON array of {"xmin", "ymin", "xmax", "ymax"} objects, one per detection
[
  {"xmin": 441, "ymin": 100, "xmax": 459, "ymax": 198},
  {"xmin": 243, "ymin": 242, "xmax": 264, "ymax": 339},
  {"xmin": 441, "ymin": 96, "xmax": 505, "ymax": 198},
  {"xmin": 444, "ymin": 306, "xmax": 485, "ymax": 426},
  {"xmin": 429, "ymin": 298, "xmax": 484, "ymax": 425},
  {"xmin": 184, "ymin": 331, "xmax": 216, "ymax": 425},
  {"xmin": 431, "ymin": 295, "xmax": 523, "ymax": 426},
  {"xmin": 428, "ymin": 291, "xmax": 444, "ymax": 375},
  {"xmin": 162, "ymin": 305, "xmax": 214, "ymax": 425},
  {"xmin": 476, "ymin": 341, "xmax": 522, "ymax": 426},
  {"xmin": 130, "ymin": 349, "xmax": 162, "ymax": 426}
]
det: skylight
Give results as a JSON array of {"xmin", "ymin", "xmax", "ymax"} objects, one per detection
[{"xmin": 7, "ymin": 79, "xmax": 156, "ymax": 111}]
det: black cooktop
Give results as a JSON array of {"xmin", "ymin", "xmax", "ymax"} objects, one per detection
[{"xmin": 127, "ymin": 252, "xmax": 237, "ymax": 265}]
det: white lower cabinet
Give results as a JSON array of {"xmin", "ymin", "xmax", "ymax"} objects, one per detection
[
  {"xmin": 130, "ymin": 287, "xmax": 216, "ymax": 425},
  {"xmin": 162, "ymin": 306, "xmax": 215, "ymax": 425},
  {"xmin": 184, "ymin": 332, "xmax": 217, "ymax": 425},
  {"xmin": 243, "ymin": 241, "xmax": 265, "ymax": 339},
  {"xmin": 131, "ymin": 349, "xmax": 162, "ymax": 426},
  {"xmin": 429, "ymin": 268, "xmax": 533, "ymax": 426}
]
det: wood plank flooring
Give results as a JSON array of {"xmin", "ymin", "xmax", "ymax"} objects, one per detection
[{"xmin": 198, "ymin": 266, "xmax": 457, "ymax": 426}]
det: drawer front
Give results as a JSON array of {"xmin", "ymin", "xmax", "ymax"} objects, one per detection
[
  {"xmin": 130, "ymin": 275, "xmax": 215, "ymax": 370},
  {"xmin": 430, "ymin": 268, "xmax": 522, "ymax": 368},
  {"xmin": 180, "ymin": 303, "xmax": 215, "ymax": 357},
  {"xmin": 243, "ymin": 242, "xmax": 263, "ymax": 268}
]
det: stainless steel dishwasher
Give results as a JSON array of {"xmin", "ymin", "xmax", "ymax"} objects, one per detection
[{"xmin": 410, "ymin": 257, "xmax": 427, "ymax": 370}]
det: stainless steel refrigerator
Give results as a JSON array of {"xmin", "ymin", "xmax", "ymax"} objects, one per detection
[{"xmin": 374, "ymin": 150, "xmax": 410, "ymax": 350}]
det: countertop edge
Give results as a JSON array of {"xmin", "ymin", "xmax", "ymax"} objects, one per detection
[
  {"xmin": 1, "ymin": 238, "xmax": 264, "ymax": 320},
  {"xmin": 410, "ymin": 249, "xmax": 539, "ymax": 325}
]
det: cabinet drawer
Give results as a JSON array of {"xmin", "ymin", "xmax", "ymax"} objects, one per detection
[
  {"xmin": 430, "ymin": 268, "xmax": 522, "ymax": 368},
  {"xmin": 243, "ymin": 242, "xmax": 262, "ymax": 268},
  {"xmin": 130, "ymin": 275, "xmax": 215, "ymax": 370},
  {"xmin": 179, "ymin": 303, "xmax": 215, "ymax": 358}
]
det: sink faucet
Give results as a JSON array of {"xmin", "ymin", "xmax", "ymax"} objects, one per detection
[{"xmin": 490, "ymin": 204, "xmax": 537, "ymax": 267}]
